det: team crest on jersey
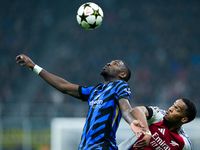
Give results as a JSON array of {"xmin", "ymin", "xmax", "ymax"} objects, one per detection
[{"xmin": 124, "ymin": 88, "xmax": 131, "ymax": 95}]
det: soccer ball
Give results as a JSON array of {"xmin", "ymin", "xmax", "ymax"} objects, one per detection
[{"xmin": 76, "ymin": 2, "xmax": 104, "ymax": 30}]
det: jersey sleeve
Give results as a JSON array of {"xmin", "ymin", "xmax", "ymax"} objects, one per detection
[
  {"xmin": 146, "ymin": 106, "xmax": 165, "ymax": 125},
  {"xmin": 182, "ymin": 136, "xmax": 192, "ymax": 150},
  {"xmin": 179, "ymin": 128, "xmax": 192, "ymax": 150},
  {"xmin": 78, "ymin": 86, "xmax": 95, "ymax": 102},
  {"xmin": 116, "ymin": 81, "xmax": 131, "ymax": 101}
]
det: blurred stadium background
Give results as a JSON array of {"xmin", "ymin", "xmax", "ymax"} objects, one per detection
[{"xmin": 0, "ymin": 0, "xmax": 199, "ymax": 149}]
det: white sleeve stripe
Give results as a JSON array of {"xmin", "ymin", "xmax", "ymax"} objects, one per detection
[{"xmin": 179, "ymin": 128, "xmax": 192, "ymax": 150}]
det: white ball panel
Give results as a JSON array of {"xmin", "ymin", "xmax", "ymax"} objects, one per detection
[
  {"xmin": 86, "ymin": 16, "xmax": 96, "ymax": 24},
  {"xmin": 95, "ymin": 16, "xmax": 103, "ymax": 25},
  {"xmin": 90, "ymin": 3, "xmax": 99, "ymax": 10},
  {"xmin": 98, "ymin": 8, "xmax": 104, "ymax": 17},
  {"xmin": 76, "ymin": 15, "xmax": 81, "ymax": 24},
  {"xmin": 77, "ymin": 6, "xmax": 84, "ymax": 15}
]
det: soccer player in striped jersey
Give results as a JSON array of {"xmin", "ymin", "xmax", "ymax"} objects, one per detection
[
  {"xmin": 125, "ymin": 98, "xmax": 197, "ymax": 150},
  {"xmin": 16, "ymin": 54, "xmax": 151, "ymax": 150}
]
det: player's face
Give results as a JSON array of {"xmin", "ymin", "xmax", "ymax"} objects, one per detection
[
  {"xmin": 164, "ymin": 99, "xmax": 187, "ymax": 123},
  {"xmin": 101, "ymin": 60, "xmax": 124, "ymax": 78}
]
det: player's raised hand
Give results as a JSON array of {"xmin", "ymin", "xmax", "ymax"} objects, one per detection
[{"xmin": 16, "ymin": 54, "xmax": 35, "ymax": 70}]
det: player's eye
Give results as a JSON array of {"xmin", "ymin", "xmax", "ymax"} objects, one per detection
[
  {"xmin": 174, "ymin": 106, "xmax": 179, "ymax": 111},
  {"xmin": 114, "ymin": 62, "xmax": 119, "ymax": 66}
]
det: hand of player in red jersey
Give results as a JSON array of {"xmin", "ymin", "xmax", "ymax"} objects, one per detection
[
  {"xmin": 129, "ymin": 120, "xmax": 151, "ymax": 149},
  {"xmin": 16, "ymin": 54, "xmax": 35, "ymax": 70},
  {"xmin": 132, "ymin": 131, "xmax": 151, "ymax": 150}
]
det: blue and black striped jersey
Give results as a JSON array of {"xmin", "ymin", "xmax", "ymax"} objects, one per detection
[{"xmin": 78, "ymin": 80, "xmax": 131, "ymax": 150}]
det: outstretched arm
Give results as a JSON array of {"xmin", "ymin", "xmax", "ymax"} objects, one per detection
[
  {"xmin": 119, "ymin": 98, "xmax": 146, "ymax": 137},
  {"xmin": 131, "ymin": 106, "xmax": 151, "ymax": 149},
  {"xmin": 16, "ymin": 54, "xmax": 81, "ymax": 98}
]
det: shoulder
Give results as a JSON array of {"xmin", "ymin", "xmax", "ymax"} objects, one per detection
[
  {"xmin": 109, "ymin": 80, "xmax": 130, "ymax": 92},
  {"xmin": 111, "ymin": 80, "xmax": 131, "ymax": 99},
  {"xmin": 113, "ymin": 80, "xmax": 129, "ymax": 86}
]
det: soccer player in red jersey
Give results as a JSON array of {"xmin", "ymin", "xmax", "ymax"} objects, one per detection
[{"xmin": 119, "ymin": 98, "xmax": 196, "ymax": 150}]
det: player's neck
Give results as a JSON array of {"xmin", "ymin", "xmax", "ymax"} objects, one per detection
[
  {"xmin": 168, "ymin": 124, "xmax": 182, "ymax": 131},
  {"xmin": 103, "ymin": 77, "xmax": 119, "ymax": 84},
  {"xmin": 164, "ymin": 118, "xmax": 182, "ymax": 131}
]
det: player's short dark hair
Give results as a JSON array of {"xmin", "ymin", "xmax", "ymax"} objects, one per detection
[
  {"xmin": 121, "ymin": 60, "xmax": 131, "ymax": 82},
  {"xmin": 182, "ymin": 98, "xmax": 197, "ymax": 123}
]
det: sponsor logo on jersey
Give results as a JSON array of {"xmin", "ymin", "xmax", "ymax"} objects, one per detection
[
  {"xmin": 158, "ymin": 128, "xmax": 166, "ymax": 135},
  {"xmin": 89, "ymin": 100, "xmax": 103, "ymax": 108},
  {"xmin": 151, "ymin": 132, "xmax": 171, "ymax": 150},
  {"xmin": 150, "ymin": 132, "xmax": 181, "ymax": 149}
]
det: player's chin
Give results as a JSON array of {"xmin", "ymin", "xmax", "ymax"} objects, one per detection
[
  {"xmin": 100, "ymin": 70, "xmax": 107, "ymax": 76},
  {"xmin": 164, "ymin": 115, "xmax": 170, "ymax": 121}
]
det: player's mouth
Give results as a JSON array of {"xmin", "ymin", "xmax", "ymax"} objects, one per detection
[{"xmin": 165, "ymin": 111, "xmax": 169, "ymax": 116}]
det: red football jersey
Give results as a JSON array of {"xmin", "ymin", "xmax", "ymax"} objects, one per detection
[{"xmin": 130, "ymin": 106, "xmax": 192, "ymax": 150}]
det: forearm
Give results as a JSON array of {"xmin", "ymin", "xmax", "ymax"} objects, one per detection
[
  {"xmin": 119, "ymin": 99, "xmax": 148, "ymax": 137},
  {"xmin": 122, "ymin": 108, "xmax": 136, "ymax": 125},
  {"xmin": 131, "ymin": 107, "xmax": 152, "ymax": 148},
  {"xmin": 131, "ymin": 106, "xmax": 149, "ymax": 129},
  {"xmin": 119, "ymin": 98, "xmax": 135, "ymax": 124},
  {"xmin": 119, "ymin": 99, "xmax": 134, "ymax": 124},
  {"xmin": 39, "ymin": 69, "xmax": 68, "ymax": 91},
  {"xmin": 39, "ymin": 69, "xmax": 80, "ymax": 97},
  {"xmin": 31, "ymin": 65, "xmax": 80, "ymax": 98}
]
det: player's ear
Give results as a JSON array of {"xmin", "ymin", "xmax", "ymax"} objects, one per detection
[
  {"xmin": 119, "ymin": 72, "xmax": 126, "ymax": 79},
  {"xmin": 181, "ymin": 117, "xmax": 188, "ymax": 123}
]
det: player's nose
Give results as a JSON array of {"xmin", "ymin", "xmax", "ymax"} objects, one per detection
[
  {"xmin": 107, "ymin": 63, "xmax": 111, "ymax": 66},
  {"xmin": 168, "ymin": 107, "xmax": 173, "ymax": 112}
]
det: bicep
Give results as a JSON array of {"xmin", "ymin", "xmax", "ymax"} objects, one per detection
[
  {"xmin": 131, "ymin": 106, "xmax": 149, "ymax": 119},
  {"xmin": 139, "ymin": 106, "xmax": 150, "ymax": 118},
  {"xmin": 119, "ymin": 98, "xmax": 132, "ymax": 112}
]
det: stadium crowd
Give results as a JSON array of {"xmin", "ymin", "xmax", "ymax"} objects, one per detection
[
  {"xmin": 0, "ymin": 0, "xmax": 199, "ymax": 133},
  {"xmin": 0, "ymin": 0, "xmax": 199, "ymax": 149}
]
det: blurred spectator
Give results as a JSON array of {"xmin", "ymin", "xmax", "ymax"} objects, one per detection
[{"xmin": 0, "ymin": 0, "xmax": 199, "ymax": 122}]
